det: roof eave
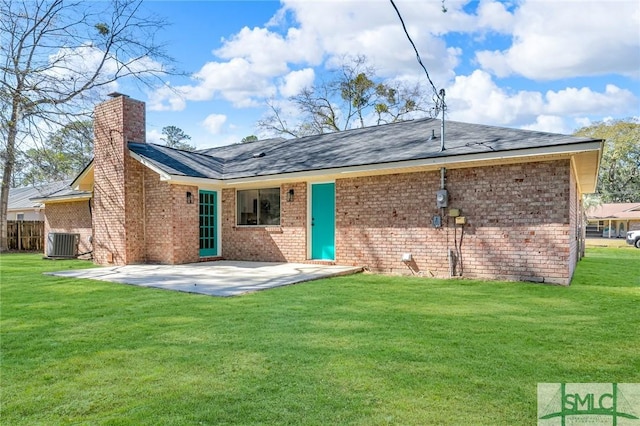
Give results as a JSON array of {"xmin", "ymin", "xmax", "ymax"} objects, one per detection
[
  {"xmin": 31, "ymin": 193, "xmax": 92, "ymax": 204},
  {"xmin": 8, "ymin": 205, "xmax": 42, "ymax": 211},
  {"xmin": 71, "ymin": 160, "xmax": 94, "ymax": 191},
  {"xmin": 127, "ymin": 139, "xmax": 602, "ymax": 190},
  {"xmin": 221, "ymin": 140, "xmax": 604, "ymax": 185}
]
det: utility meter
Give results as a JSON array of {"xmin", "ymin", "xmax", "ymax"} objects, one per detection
[{"xmin": 436, "ymin": 189, "xmax": 448, "ymax": 208}]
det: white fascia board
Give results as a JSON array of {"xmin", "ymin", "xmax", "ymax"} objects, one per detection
[
  {"xmin": 592, "ymin": 139, "xmax": 604, "ymax": 193},
  {"xmin": 8, "ymin": 206, "xmax": 41, "ymax": 212},
  {"xmin": 164, "ymin": 175, "xmax": 224, "ymax": 187},
  {"xmin": 31, "ymin": 194, "xmax": 92, "ymax": 204}
]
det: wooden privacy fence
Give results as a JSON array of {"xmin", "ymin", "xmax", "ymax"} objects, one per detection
[{"xmin": 7, "ymin": 221, "xmax": 44, "ymax": 251}]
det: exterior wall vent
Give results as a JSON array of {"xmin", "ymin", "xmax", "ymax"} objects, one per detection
[{"xmin": 47, "ymin": 233, "xmax": 79, "ymax": 258}]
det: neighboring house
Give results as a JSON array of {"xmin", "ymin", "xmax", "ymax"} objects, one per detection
[
  {"xmin": 586, "ymin": 203, "xmax": 640, "ymax": 238},
  {"xmin": 7, "ymin": 180, "xmax": 70, "ymax": 221},
  {"xmin": 36, "ymin": 94, "xmax": 603, "ymax": 285}
]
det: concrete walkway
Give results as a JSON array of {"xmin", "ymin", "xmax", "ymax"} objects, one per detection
[{"xmin": 46, "ymin": 261, "xmax": 362, "ymax": 296}]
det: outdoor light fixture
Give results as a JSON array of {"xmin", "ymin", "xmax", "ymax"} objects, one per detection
[
  {"xmin": 287, "ymin": 189, "xmax": 295, "ymax": 202},
  {"xmin": 186, "ymin": 191, "xmax": 193, "ymax": 204}
]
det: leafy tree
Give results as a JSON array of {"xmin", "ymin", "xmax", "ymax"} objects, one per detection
[
  {"xmin": 241, "ymin": 135, "xmax": 258, "ymax": 143},
  {"xmin": 258, "ymin": 55, "xmax": 435, "ymax": 137},
  {"xmin": 574, "ymin": 119, "xmax": 640, "ymax": 203},
  {"xmin": 0, "ymin": 0, "xmax": 175, "ymax": 251},
  {"xmin": 21, "ymin": 120, "xmax": 93, "ymax": 185},
  {"xmin": 160, "ymin": 125, "xmax": 195, "ymax": 151}
]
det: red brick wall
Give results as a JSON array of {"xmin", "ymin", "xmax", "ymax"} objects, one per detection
[
  {"xmin": 125, "ymin": 157, "xmax": 145, "ymax": 263},
  {"xmin": 93, "ymin": 95, "xmax": 145, "ymax": 265},
  {"xmin": 136, "ymin": 168, "xmax": 200, "ymax": 264},
  {"xmin": 143, "ymin": 167, "xmax": 173, "ymax": 263},
  {"xmin": 170, "ymin": 185, "xmax": 200, "ymax": 263},
  {"xmin": 168, "ymin": 182, "xmax": 199, "ymax": 264},
  {"xmin": 336, "ymin": 160, "xmax": 574, "ymax": 284},
  {"xmin": 221, "ymin": 183, "xmax": 307, "ymax": 262},
  {"xmin": 44, "ymin": 201, "xmax": 93, "ymax": 255}
]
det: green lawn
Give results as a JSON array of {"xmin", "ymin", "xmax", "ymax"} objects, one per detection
[{"xmin": 1, "ymin": 248, "xmax": 639, "ymax": 425}]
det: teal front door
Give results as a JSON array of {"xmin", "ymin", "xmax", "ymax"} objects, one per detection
[
  {"xmin": 311, "ymin": 183, "xmax": 335, "ymax": 260},
  {"xmin": 199, "ymin": 190, "xmax": 217, "ymax": 257}
]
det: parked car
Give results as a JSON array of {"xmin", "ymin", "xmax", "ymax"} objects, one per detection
[{"xmin": 626, "ymin": 230, "xmax": 640, "ymax": 248}]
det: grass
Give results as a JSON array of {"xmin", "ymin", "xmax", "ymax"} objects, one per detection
[
  {"xmin": 585, "ymin": 237, "xmax": 634, "ymax": 248},
  {"xmin": 1, "ymin": 248, "xmax": 639, "ymax": 425}
]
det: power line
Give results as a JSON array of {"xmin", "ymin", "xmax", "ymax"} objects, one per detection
[{"xmin": 388, "ymin": 0, "xmax": 444, "ymax": 112}]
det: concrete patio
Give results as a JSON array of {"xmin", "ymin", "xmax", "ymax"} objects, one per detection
[{"xmin": 46, "ymin": 261, "xmax": 362, "ymax": 296}]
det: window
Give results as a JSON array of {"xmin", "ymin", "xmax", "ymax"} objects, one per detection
[
  {"xmin": 237, "ymin": 188, "xmax": 280, "ymax": 226},
  {"xmin": 17, "ymin": 213, "xmax": 24, "ymax": 221}
]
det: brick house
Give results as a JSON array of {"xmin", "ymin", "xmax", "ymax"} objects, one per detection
[
  {"xmin": 586, "ymin": 203, "xmax": 640, "ymax": 238},
  {"xmin": 38, "ymin": 94, "xmax": 603, "ymax": 284}
]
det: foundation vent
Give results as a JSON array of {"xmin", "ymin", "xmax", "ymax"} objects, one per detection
[{"xmin": 47, "ymin": 233, "xmax": 79, "ymax": 258}]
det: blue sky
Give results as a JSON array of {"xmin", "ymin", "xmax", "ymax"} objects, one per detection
[{"xmin": 116, "ymin": 0, "xmax": 640, "ymax": 148}]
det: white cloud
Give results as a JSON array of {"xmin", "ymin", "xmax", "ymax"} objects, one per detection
[
  {"xmin": 447, "ymin": 70, "xmax": 544, "ymax": 125},
  {"xmin": 476, "ymin": 0, "xmax": 640, "ymax": 79},
  {"xmin": 279, "ymin": 68, "xmax": 315, "ymax": 97},
  {"xmin": 281, "ymin": 0, "xmax": 460, "ymax": 80},
  {"xmin": 446, "ymin": 70, "xmax": 638, "ymax": 132},
  {"xmin": 147, "ymin": 128, "xmax": 163, "ymax": 144},
  {"xmin": 520, "ymin": 115, "xmax": 570, "ymax": 134},
  {"xmin": 545, "ymin": 85, "xmax": 637, "ymax": 115},
  {"xmin": 215, "ymin": 26, "xmax": 322, "ymax": 71},
  {"xmin": 148, "ymin": 84, "xmax": 187, "ymax": 112},
  {"xmin": 202, "ymin": 114, "xmax": 227, "ymax": 135},
  {"xmin": 574, "ymin": 117, "xmax": 594, "ymax": 129},
  {"xmin": 475, "ymin": 0, "xmax": 514, "ymax": 33},
  {"xmin": 149, "ymin": 58, "xmax": 277, "ymax": 110},
  {"xmin": 189, "ymin": 57, "xmax": 277, "ymax": 107}
]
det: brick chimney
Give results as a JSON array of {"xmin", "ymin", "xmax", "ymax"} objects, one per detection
[{"xmin": 92, "ymin": 93, "xmax": 146, "ymax": 265}]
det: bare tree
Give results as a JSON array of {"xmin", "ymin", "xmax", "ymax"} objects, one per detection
[
  {"xmin": 258, "ymin": 55, "xmax": 435, "ymax": 138},
  {"xmin": 0, "ymin": 0, "xmax": 176, "ymax": 251}
]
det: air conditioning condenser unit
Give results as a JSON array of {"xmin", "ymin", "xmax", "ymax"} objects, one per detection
[{"xmin": 46, "ymin": 233, "xmax": 79, "ymax": 258}]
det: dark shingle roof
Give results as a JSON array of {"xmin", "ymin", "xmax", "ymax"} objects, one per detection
[
  {"xmin": 35, "ymin": 187, "xmax": 91, "ymax": 201},
  {"xmin": 9, "ymin": 180, "xmax": 72, "ymax": 209},
  {"xmin": 128, "ymin": 143, "xmax": 224, "ymax": 178},
  {"xmin": 128, "ymin": 118, "xmax": 600, "ymax": 181}
]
